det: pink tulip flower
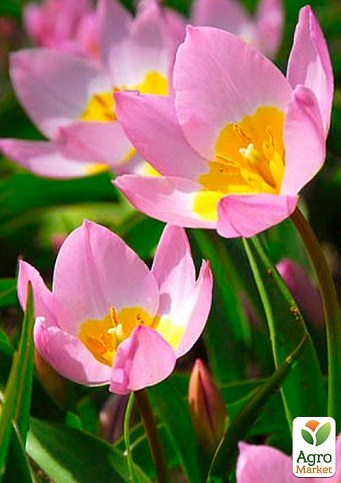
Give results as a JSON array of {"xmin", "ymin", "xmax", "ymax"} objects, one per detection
[
  {"xmin": 236, "ymin": 437, "xmax": 341, "ymax": 482},
  {"xmin": 23, "ymin": 0, "xmax": 99, "ymax": 60},
  {"xmin": 17, "ymin": 221, "xmax": 213, "ymax": 394},
  {"xmin": 0, "ymin": 0, "xmax": 184, "ymax": 178},
  {"xmin": 114, "ymin": 6, "xmax": 333, "ymax": 238},
  {"xmin": 191, "ymin": 0, "xmax": 283, "ymax": 59}
]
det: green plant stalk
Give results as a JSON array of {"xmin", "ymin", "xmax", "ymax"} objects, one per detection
[
  {"xmin": 123, "ymin": 393, "xmax": 137, "ymax": 483},
  {"xmin": 242, "ymin": 237, "xmax": 292, "ymax": 427},
  {"xmin": 207, "ymin": 335, "xmax": 308, "ymax": 481},
  {"xmin": 135, "ymin": 389, "xmax": 169, "ymax": 483},
  {"xmin": 291, "ymin": 207, "xmax": 341, "ymax": 426}
]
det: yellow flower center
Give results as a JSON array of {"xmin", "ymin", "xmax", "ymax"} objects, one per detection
[
  {"xmin": 80, "ymin": 71, "xmax": 168, "ymax": 122},
  {"xmin": 78, "ymin": 302, "xmax": 186, "ymax": 367},
  {"xmin": 79, "ymin": 306, "xmax": 154, "ymax": 366},
  {"xmin": 79, "ymin": 71, "xmax": 168, "ymax": 170},
  {"xmin": 194, "ymin": 106, "xmax": 285, "ymax": 221}
]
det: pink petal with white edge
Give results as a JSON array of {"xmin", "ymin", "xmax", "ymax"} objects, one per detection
[
  {"xmin": 174, "ymin": 26, "xmax": 292, "ymax": 159},
  {"xmin": 151, "ymin": 225, "xmax": 212, "ymax": 355},
  {"xmin": 110, "ymin": 326, "xmax": 176, "ymax": 394},
  {"xmin": 114, "ymin": 175, "xmax": 217, "ymax": 229},
  {"xmin": 97, "ymin": 0, "xmax": 132, "ymax": 73},
  {"xmin": 57, "ymin": 121, "xmax": 133, "ymax": 169},
  {"xmin": 52, "ymin": 221, "xmax": 159, "ymax": 334},
  {"xmin": 10, "ymin": 49, "xmax": 110, "ymax": 138},
  {"xmin": 191, "ymin": 0, "xmax": 248, "ymax": 33},
  {"xmin": 115, "ymin": 92, "xmax": 207, "ymax": 177},
  {"xmin": 282, "ymin": 85, "xmax": 325, "ymax": 195},
  {"xmin": 0, "ymin": 138, "xmax": 95, "ymax": 178},
  {"xmin": 286, "ymin": 6, "xmax": 333, "ymax": 134},
  {"xmin": 236, "ymin": 442, "xmax": 310, "ymax": 483},
  {"xmin": 217, "ymin": 193, "xmax": 298, "ymax": 238},
  {"xmin": 255, "ymin": 0, "xmax": 284, "ymax": 58},
  {"xmin": 34, "ymin": 318, "xmax": 112, "ymax": 386}
]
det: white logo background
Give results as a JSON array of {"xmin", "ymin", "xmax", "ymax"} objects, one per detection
[{"xmin": 292, "ymin": 417, "xmax": 336, "ymax": 478}]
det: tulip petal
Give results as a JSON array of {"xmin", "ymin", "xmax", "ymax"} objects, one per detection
[
  {"xmin": 114, "ymin": 175, "xmax": 217, "ymax": 228},
  {"xmin": 217, "ymin": 193, "xmax": 298, "ymax": 238},
  {"xmin": 236, "ymin": 442, "xmax": 295, "ymax": 483},
  {"xmin": 255, "ymin": 0, "xmax": 283, "ymax": 58},
  {"xmin": 286, "ymin": 6, "xmax": 333, "ymax": 133},
  {"xmin": 115, "ymin": 92, "xmax": 207, "ymax": 177},
  {"xmin": 57, "ymin": 121, "xmax": 133, "ymax": 169},
  {"xmin": 17, "ymin": 261, "xmax": 55, "ymax": 324},
  {"xmin": 282, "ymin": 85, "xmax": 325, "ymax": 195},
  {"xmin": 98, "ymin": 0, "xmax": 132, "ymax": 71},
  {"xmin": 34, "ymin": 318, "xmax": 112, "ymax": 385},
  {"xmin": 174, "ymin": 26, "xmax": 291, "ymax": 159},
  {"xmin": 191, "ymin": 0, "xmax": 248, "ymax": 33},
  {"xmin": 0, "ymin": 138, "xmax": 94, "ymax": 178},
  {"xmin": 10, "ymin": 49, "xmax": 110, "ymax": 137},
  {"xmin": 52, "ymin": 221, "xmax": 159, "ymax": 333},
  {"xmin": 151, "ymin": 225, "xmax": 212, "ymax": 355},
  {"xmin": 176, "ymin": 261, "xmax": 213, "ymax": 357},
  {"xmin": 107, "ymin": 0, "xmax": 169, "ymax": 86},
  {"xmin": 110, "ymin": 326, "xmax": 176, "ymax": 394}
]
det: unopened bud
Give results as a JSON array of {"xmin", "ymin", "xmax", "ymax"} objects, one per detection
[
  {"xmin": 276, "ymin": 258, "xmax": 324, "ymax": 328},
  {"xmin": 188, "ymin": 359, "xmax": 227, "ymax": 453}
]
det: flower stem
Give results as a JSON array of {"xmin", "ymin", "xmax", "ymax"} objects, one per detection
[
  {"xmin": 135, "ymin": 389, "xmax": 169, "ymax": 483},
  {"xmin": 123, "ymin": 393, "xmax": 137, "ymax": 482},
  {"xmin": 291, "ymin": 207, "xmax": 341, "ymax": 424}
]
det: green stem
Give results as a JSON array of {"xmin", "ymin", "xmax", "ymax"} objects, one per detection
[
  {"xmin": 291, "ymin": 207, "xmax": 341, "ymax": 424},
  {"xmin": 135, "ymin": 389, "xmax": 169, "ymax": 483},
  {"xmin": 242, "ymin": 237, "xmax": 293, "ymax": 428},
  {"xmin": 123, "ymin": 393, "xmax": 137, "ymax": 482}
]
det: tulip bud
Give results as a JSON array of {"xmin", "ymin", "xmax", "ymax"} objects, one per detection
[
  {"xmin": 276, "ymin": 259, "xmax": 324, "ymax": 328},
  {"xmin": 99, "ymin": 394, "xmax": 128, "ymax": 443},
  {"xmin": 188, "ymin": 359, "xmax": 227, "ymax": 453}
]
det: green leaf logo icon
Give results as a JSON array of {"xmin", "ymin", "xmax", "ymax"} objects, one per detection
[
  {"xmin": 316, "ymin": 423, "xmax": 331, "ymax": 446},
  {"xmin": 301, "ymin": 428, "xmax": 314, "ymax": 445}
]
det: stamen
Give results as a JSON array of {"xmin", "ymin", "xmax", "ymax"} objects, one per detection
[
  {"xmin": 233, "ymin": 124, "xmax": 252, "ymax": 144},
  {"xmin": 110, "ymin": 306, "xmax": 119, "ymax": 326},
  {"xmin": 216, "ymin": 153, "xmax": 238, "ymax": 167},
  {"xmin": 262, "ymin": 126, "xmax": 275, "ymax": 160}
]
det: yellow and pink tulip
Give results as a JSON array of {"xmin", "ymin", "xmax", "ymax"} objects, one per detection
[
  {"xmin": 114, "ymin": 6, "xmax": 333, "ymax": 238},
  {"xmin": 17, "ymin": 221, "xmax": 213, "ymax": 394}
]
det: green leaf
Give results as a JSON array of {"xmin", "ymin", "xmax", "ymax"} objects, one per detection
[
  {"xmin": 149, "ymin": 379, "xmax": 201, "ymax": 483},
  {"xmin": 316, "ymin": 422, "xmax": 331, "ymax": 446},
  {"xmin": 27, "ymin": 418, "xmax": 152, "ymax": 483},
  {"xmin": 0, "ymin": 331, "xmax": 14, "ymax": 357},
  {"xmin": 0, "ymin": 2, "xmax": 21, "ymax": 16},
  {"xmin": 0, "ymin": 279, "xmax": 17, "ymax": 308},
  {"xmin": 301, "ymin": 429, "xmax": 314, "ymax": 445},
  {"xmin": 243, "ymin": 237, "xmax": 327, "ymax": 427},
  {"xmin": 3, "ymin": 425, "xmax": 35, "ymax": 483},
  {"xmin": 0, "ymin": 173, "xmax": 118, "ymax": 235},
  {"xmin": 207, "ymin": 336, "xmax": 308, "ymax": 482},
  {"xmin": 0, "ymin": 284, "xmax": 35, "ymax": 476}
]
